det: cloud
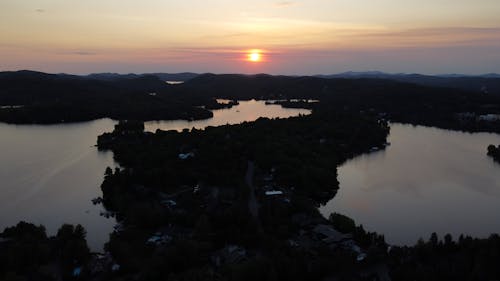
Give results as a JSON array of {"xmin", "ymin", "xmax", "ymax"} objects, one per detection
[
  {"xmin": 352, "ymin": 27, "xmax": 500, "ymax": 48},
  {"xmin": 35, "ymin": 9, "xmax": 45, "ymax": 13},
  {"xmin": 275, "ymin": 1, "xmax": 296, "ymax": 7}
]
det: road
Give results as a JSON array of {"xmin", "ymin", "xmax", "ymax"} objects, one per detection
[{"xmin": 246, "ymin": 161, "xmax": 259, "ymax": 219}]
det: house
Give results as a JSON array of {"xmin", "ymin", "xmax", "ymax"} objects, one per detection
[
  {"xmin": 88, "ymin": 253, "xmax": 111, "ymax": 275},
  {"xmin": 288, "ymin": 239, "xmax": 299, "ymax": 248},
  {"xmin": 113, "ymin": 223, "xmax": 126, "ymax": 233},
  {"xmin": 341, "ymin": 239, "xmax": 361, "ymax": 253},
  {"xmin": 147, "ymin": 232, "xmax": 172, "ymax": 246},
  {"xmin": 161, "ymin": 199, "xmax": 177, "ymax": 208},
  {"xmin": 478, "ymin": 114, "xmax": 500, "ymax": 122},
  {"xmin": 73, "ymin": 267, "xmax": 82, "ymax": 277},
  {"xmin": 265, "ymin": 190, "xmax": 284, "ymax": 196},
  {"xmin": 312, "ymin": 224, "xmax": 368, "ymax": 262},
  {"xmin": 456, "ymin": 112, "xmax": 476, "ymax": 120},
  {"xmin": 111, "ymin": 264, "xmax": 121, "ymax": 272},
  {"xmin": 312, "ymin": 224, "xmax": 352, "ymax": 244},
  {"xmin": 178, "ymin": 152, "xmax": 195, "ymax": 160},
  {"xmin": 87, "ymin": 252, "xmax": 121, "ymax": 275},
  {"xmin": 356, "ymin": 253, "xmax": 367, "ymax": 262}
]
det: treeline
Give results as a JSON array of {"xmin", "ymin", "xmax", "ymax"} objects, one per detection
[
  {"xmin": 328, "ymin": 213, "xmax": 500, "ymax": 280},
  {"xmin": 0, "ymin": 222, "xmax": 90, "ymax": 281},
  {"xmin": 389, "ymin": 232, "xmax": 500, "ymax": 280},
  {"xmin": 318, "ymin": 72, "xmax": 500, "ymax": 96},
  {"xmin": 487, "ymin": 144, "xmax": 500, "ymax": 162}
]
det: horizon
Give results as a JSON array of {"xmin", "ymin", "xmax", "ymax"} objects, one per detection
[
  {"xmin": 3, "ymin": 69, "xmax": 500, "ymax": 77},
  {"xmin": 2, "ymin": 0, "xmax": 500, "ymax": 75}
]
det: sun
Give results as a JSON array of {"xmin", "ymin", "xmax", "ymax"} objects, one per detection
[{"xmin": 247, "ymin": 50, "xmax": 262, "ymax": 62}]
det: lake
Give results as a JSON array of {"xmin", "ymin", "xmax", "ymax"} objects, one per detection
[
  {"xmin": 0, "ymin": 100, "xmax": 310, "ymax": 251},
  {"xmin": 319, "ymin": 123, "xmax": 500, "ymax": 245},
  {"xmin": 0, "ymin": 119, "xmax": 117, "ymax": 252},
  {"xmin": 144, "ymin": 99, "xmax": 311, "ymax": 132}
]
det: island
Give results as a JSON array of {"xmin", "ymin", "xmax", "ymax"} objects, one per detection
[{"xmin": 94, "ymin": 109, "xmax": 391, "ymax": 280}]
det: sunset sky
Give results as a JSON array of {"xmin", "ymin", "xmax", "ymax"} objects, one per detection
[{"xmin": 1, "ymin": 0, "xmax": 500, "ymax": 75}]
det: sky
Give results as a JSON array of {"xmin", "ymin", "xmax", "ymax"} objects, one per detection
[{"xmin": 1, "ymin": 0, "xmax": 500, "ymax": 75}]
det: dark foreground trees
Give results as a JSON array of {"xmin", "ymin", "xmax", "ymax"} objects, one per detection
[
  {"xmin": 389, "ymin": 232, "xmax": 500, "ymax": 281},
  {"xmin": 487, "ymin": 144, "xmax": 500, "ymax": 162},
  {"xmin": 0, "ymin": 222, "xmax": 90, "ymax": 281}
]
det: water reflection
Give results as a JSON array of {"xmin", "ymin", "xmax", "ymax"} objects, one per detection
[
  {"xmin": 145, "ymin": 99, "xmax": 311, "ymax": 132},
  {"xmin": 0, "ymin": 101, "xmax": 311, "ymax": 251},
  {"xmin": 0, "ymin": 119, "xmax": 117, "ymax": 252},
  {"xmin": 320, "ymin": 124, "xmax": 500, "ymax": 245}
]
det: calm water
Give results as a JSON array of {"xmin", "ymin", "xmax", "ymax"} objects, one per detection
[
  {"xmin": 0, "ymin": 100, "xmax": 310, "ymax": 251},
  {"xmin": 145, "ymin": 99, "xmax": 311, "ymax": 132},
  {"xmin": 320, "ymin": 123, "xmax": 500, "ymax": 245},
  {"xmin": 0, "ymin": 119, "xmax": 117, "ymax": 252}
]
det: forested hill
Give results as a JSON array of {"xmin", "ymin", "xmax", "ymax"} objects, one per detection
[
  {"xmin": 317, "ymin": 72, "xmax": 500, "ymax": 96},
  {"xmin": 2, "ymin": 71, "xmax": 500, "ymax": 131},
  {"xmin": 181, "ymin": 73, "xmax": 500, "ymax": 132},
  {"xmin": 85, "ymin": 72, "xmax": 199, "ymax": 82},
  {"xmin": 0, "ymin": 70, "xmax": 212, "ymax": 124}
]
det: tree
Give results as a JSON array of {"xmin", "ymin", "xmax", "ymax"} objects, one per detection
[
  {"xmin": 56, "ymin": 224, "xmax": 75, "ymax": 243},
  {"xmin": 329, "ymin": 213, "xmax": 356, "ymax": 233},
  {"xmin": 105, "ymin": 166, "xmax": 113, "ymax": 177},
  {"xmin": 74, "ymin": 224, "xmax": 87, "ymax": 240},
  {"xmin": 444, "ymin": 233, "xmax": 453, "ymax": 246},
  {"xmin": 429, "ymin": 232, "xmax": 439, "ymax": 247},
  {"xmin": 56, "ymin": 224, "xmax": 90, "ymax": 265}
]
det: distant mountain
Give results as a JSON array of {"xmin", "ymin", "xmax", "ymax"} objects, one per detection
[
  {"xmin": 317, "ymin": 71, "xmax": 500, "ymax": 79},
  {"xmin": 317, "ymin": 71, "xmax": 500, "ymax": 95},
  {"xmin": 480, "ymin": 73, "xmax": 500, "ymax": 78},
  {"xmin": 316, "ymin": 71, "xmax": 396, "ymax": 79},
  {"xmin": 149, "ymin": 72, "xmax": 199, "ymax": 82},
  {"xmin": 85, "ymin": 73, "xmax": 141, "ymax": 81},
  {"xmin": 86, "ymin": 72, "xmax": 200, "ymax": 82}
]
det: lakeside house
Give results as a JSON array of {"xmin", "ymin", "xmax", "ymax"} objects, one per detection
[
  {"xmin": 265, "ymin": 190, "xmax": 284, "ymax": 196},
  {"xmin": 456, "ymin": 112, "xmax": 500, "ymax": 122},
  {"xmin": 478, "ymin": 114, "xmax": 500, "ymax": 122},
  {"xmin": 147, "ymin": 232, "xmax": 172, "ymax": 246},
  {"xmin": 87, "ymin": 252, "xmax": 121, "ymax": 275},
  {"xmin": 72, "ymin": 267, "xmax": 82, "ymax": 277},
  {"xmin": 161, "ymin": 199, "xmax": 177, "ymax": 208},
  {"xmin": 312, "ymin": 224, "xmax": 366, "ymax": 261},
  {"xmin": 313, "ymin": 224, "xmax": 351, "ymax": 244},
  {"xmin": 178, "ymin": 152, "xmax": 195, "ymax": 160}
]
